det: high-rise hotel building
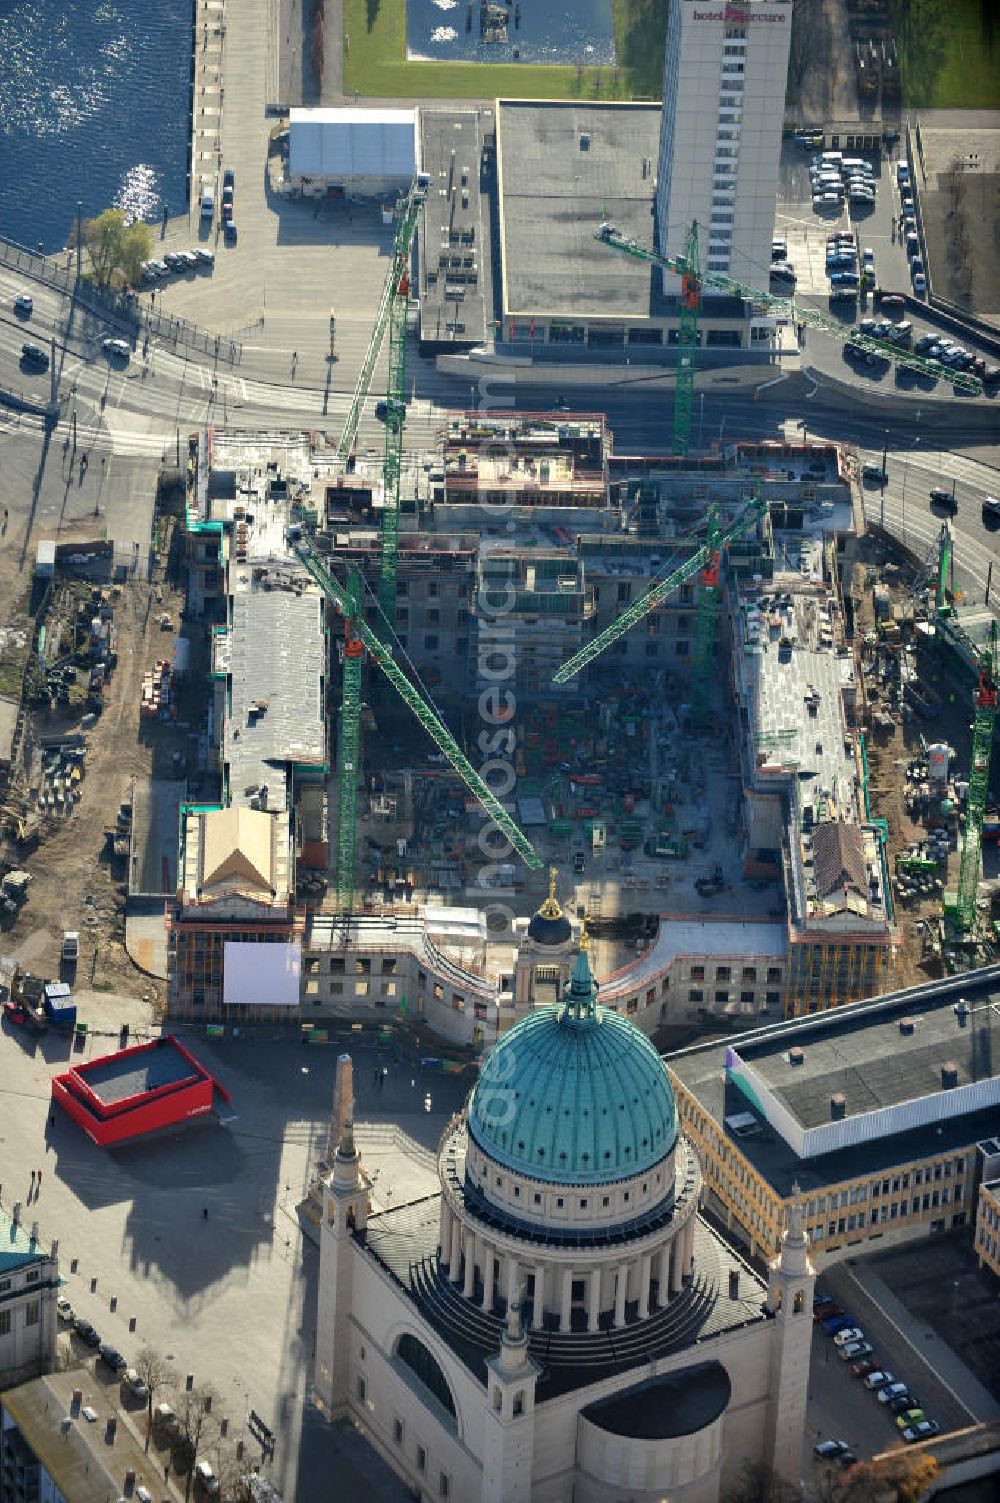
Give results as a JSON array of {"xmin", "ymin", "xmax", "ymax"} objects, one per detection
[{"xmin": 655, "ymin": 1, "xmax": 793, "ymax": 288}]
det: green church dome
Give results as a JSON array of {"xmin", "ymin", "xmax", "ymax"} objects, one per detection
[{"xmin": 467, "ymin": 944, "xmax": 678, "ymax": 1187}]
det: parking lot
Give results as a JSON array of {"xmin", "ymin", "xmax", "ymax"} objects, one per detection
[
  {"xmin": 773, "ymin": 138, "xmax": 999, "ymax": 392},
  {"xmin": 801, "ymin": 1242, "xmax": 1000, "ymax": 1479}
]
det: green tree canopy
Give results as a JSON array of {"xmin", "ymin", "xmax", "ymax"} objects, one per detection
[{"xmin": 82, "ymin": 208, "xmax": 153, "ymax": 287}]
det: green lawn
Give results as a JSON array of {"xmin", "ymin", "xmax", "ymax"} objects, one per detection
[
  {"xmin": 343, "ymin": 0, "xmax": 665, "ymax": 101},
  {"xmin": 892, "ymin": 0, "xmax": 1000, "ymax": 109}
]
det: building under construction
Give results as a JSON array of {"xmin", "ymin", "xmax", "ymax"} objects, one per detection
[{"xmin": 160, "ymin": 414, "xmax": 922, "ymax": 1037}]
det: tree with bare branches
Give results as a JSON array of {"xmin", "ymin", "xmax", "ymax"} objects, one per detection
[
  {"xmin": 133, "ymin": 1344, "xmax": 174, "ymax": 1451},
  {"xmin": 174, "ymin": 1384, "xmax": 220, "ymax": 1500}
]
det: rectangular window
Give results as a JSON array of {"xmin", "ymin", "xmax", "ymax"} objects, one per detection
[
  {"xmin": 357, "ymin": 1374, "xmax": 366, "ymax": 1403},
  {"xmin": 691, "ymin": 965, "xmax": 705, "ymax": 981},
  {"xmin": 394, "ymin": 1419, "xmax": 404, "ymax": 1445},
  {"xmin": 0, "ymin": 1310, "xmax": 10, "ymax": 1336},
  {"xmin": 25, "ymin": 1299, "xmax": 40, "ymax": 1328},
  {"xmin": 716, "ymin": 966, "xmax": 731, "ymax": 982},
  {"xmin": 417, "ymin": 1446, "xmax": 426, "ymax": 1473},
  {"xmin": 440, "ymin": 1476, "xmax": 450, "ymax": 1499}
]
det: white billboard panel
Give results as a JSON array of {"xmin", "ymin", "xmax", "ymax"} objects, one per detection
[{"xmin": 223, "ymin": 941, "xmax": 301, "ymax": 1007}]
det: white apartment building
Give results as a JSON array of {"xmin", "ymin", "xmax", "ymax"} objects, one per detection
[
  {"xmin": 0, "ymin": 1208, "xmax": 59, "ymax": 1389},
  {"xmin": 655, "ymin": 0, "xmax": 792, "ymax": 284}
]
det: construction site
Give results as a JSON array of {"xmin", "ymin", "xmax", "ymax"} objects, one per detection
[{"xmin": 1, "ymin": 182, "xmax": 997, "ymax": 1053}]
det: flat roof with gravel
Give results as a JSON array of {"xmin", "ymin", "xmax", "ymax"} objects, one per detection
[{"xmin": 497, "ymin": 101, "xmax": 662, "ymax": 321}]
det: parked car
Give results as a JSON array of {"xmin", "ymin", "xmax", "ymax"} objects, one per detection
[
  {"xmin": 164, "ymin": 252, "xmax": 185, "ymax": 271},
  {"xmin": 56, "ymin": 1295, "xmax": 74, "ymax": 1322},
  {"xmin": 122, "ymin": 1368, "xmax": 150, "ymax": 1403},
  {"xmin": 865, "ymin": 1370, "xmax": 895, "ymax": 1392},
  {"xmin": 813, "ymin": 1301, "xmax": 843, "ymax": 1322},
  {"xmin": 98, "ymin": 1342, "xmax": 128, "ymax": 1375},
  {"xmin": 770, "ymin": 261, "xmax": 796, "ymax": 281},
  {"xmin": 913, "ymin": 272, "xmax": 927, "ymax": 295},
  {"xmin": 192, "ymin": 247, "xmax": 215, "ymax": 266},
  {"xmin": 223, "ymin": 167, "xmax": 235, "ymax": 190},
  {"xmin": 822, "ymin": 1315, "xmax": 852, "ymax": 1334},
  {"xmin": 876, "ymin": 292, "xmax": 906, "ymax": 307},
  {"xmin": 915, "ymin": 333, "xmax": 938, "ymax": 353},
  {"xmin": 224, "ymin": 221, "xmax": 237, "ymax": 244},
  {"xmin": 195, "ymin": 1459, "xmax": 220, "ymax": 1495},
  {"xmin": 14, "ymin": 293, "xmax": 33, "ymax": 316},
  {"xmin": 3, "ymin": 1000, "xmax": 28, "ymax": 1024},
  {"xmin": 877, "ymin": 1381, "xmax": 909, "ymax": 1403},
  {"xmin": 890, "ymin": 1393, "xmax": 920, "ymax": 1414},
  {"xmin": 153, "ymin": 1402, "xmax": 180, "ymax": 1436},
  {"xmin": 851, "ymin": 1357, "xmax": 879, "ymax": 1378},
  {"xmin": 73, "ymin": 1318, "xmax": 101, "ymax": 1347},
  {"xmin": 814, "ymin": 1440, "xmax": 852, "ymax": 1460},
  {"xmin": 839, "ymin": 1340, "xmax": 874, "ymax": 1360},
  {"xmin": 896, "ymin": 1409, "xmax": 927, "ymax": 1431},
  {"xmin": 832, "ymin": 1327, "xmax": 865, "ymax": 1348},
  {"xmin": 982, "ymin": 365, "xmax": 1000, "ymax": 386},
  {"xmin": 902, "ymin": 1420, "xmax": 939, "ymax": 1443}
]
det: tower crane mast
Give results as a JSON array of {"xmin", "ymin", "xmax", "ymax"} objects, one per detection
[
  {"xmin": 337, "ymin": 178, "xmax": 428, "ymax": 618},
  {"xmin": 950, "ymin": 621, "xmax": 998, "ymax": 933}
]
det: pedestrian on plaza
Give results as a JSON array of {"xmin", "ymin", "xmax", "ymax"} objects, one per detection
[
  {"xmin": 30, "ymin": 1170, "xmax": 35, "ymax": 1190},
  {"xmin": 36, "ymin": 1170, "xmax": 41, "ymax": 1186}
]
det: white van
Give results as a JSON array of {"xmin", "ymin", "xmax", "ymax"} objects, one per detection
[
  {"xmin": 841, "ymin": 158, "xmax": 872, "ymax": 176},
  {"xmin": 820, "ymin": 151, "xmax": 844, "ymax": 166},
  {"xmin": 200, "ymin": 185, "xmax": 215, "ymax": 220}
]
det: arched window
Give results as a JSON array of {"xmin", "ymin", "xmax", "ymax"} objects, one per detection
[
  {"xmin": 793, "ymin": 1288, "xmax": 804, "ymax": 1314},
  {"xmin": 396, "ymin": 1334, "xmax": 457, "ymax": 1419}
]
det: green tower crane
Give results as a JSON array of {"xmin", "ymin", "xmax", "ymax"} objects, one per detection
[
  {"xmin": 337, "ymin": 178, "xmax": 428, "ymax": 620},
  {"xmin": 295, "ymin": 541, "xmax": 542, "ymax": 913},
  {"xmin": 935, "ymin": 522, "xmax": 954, "ymax": 618},
  {"xmin": 594, "ymin": 222, "xmax": 984, "ymax": 418},
  {"xmin": 949, "ymin": 621, "xmax": 998, "ymax": 934},
  {"xmin": 672, "ymin": 221, "xmax": 701, "ymax": 457},
  {"xmin": 688, "ymin": 506, "xmax": 723, "ymax": 728},
  {"xmin": 552, "ymin": 493, "xmax": 768, "ymax": 684}
]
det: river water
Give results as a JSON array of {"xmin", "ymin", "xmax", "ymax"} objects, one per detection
[
  {"xmin": 408, "ymin": 0, "xmax": 615, "ymax": 66},
  {"xmin": 0, "ymin": 0, "xmax": 191, "ymax": 254}
]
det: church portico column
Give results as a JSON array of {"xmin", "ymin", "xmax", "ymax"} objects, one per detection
[
  {"xmin": 587, "ymin": 1268, "xmax": 601, "ymax": 1332},
  {"xmin": 637, "ymin": 1252, "xmax": 651, "ymax": 1319},
  {"xmin": 505, "ymin": 1253, "xmax": 520, "ymax": 1309},
  {"xmin": 439, "ymin": 1200, "xmax": 452, "ymax": 1261},
  {"xmin": 449, "ymin": 1217, "xmax": 463, "ymax": 1283},
  {"xmin": 655, "ymin": 1242, "xmax": 671, "ymax": 1306},
  {"xmin": 481, "ymin": 1244, "xmax": 495, "ymax": 1311},
  {"xmin": 683, "ymin": 1215, "xmax": 696, "ymax": 1280},
  {"xmin": 670, "ymin": 1234, "xmax": 684, "ymax": 1294},
  {"xmin": 560, "ymin": 1267, "xmax": 573, "ymax": 1331},
  {"xmin": 463, "ymin": 1231, "xmax": 476, "ymax": 1298},
  {"xmin": 532, "ymin": 1264, "xmax": 545, "ymax": 1329},
  {"xmin": 613, "ymin": 1260, "xmax": 628, "ymax": 1326}
]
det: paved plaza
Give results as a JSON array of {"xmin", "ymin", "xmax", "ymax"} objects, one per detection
[{"xmin": 0, "ymin": 1009, "xmax": 467, "ymax": 1499}]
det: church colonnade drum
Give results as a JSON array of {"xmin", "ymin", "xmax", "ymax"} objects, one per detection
[{"xmin": 437, "ymin": 1143, "xmax": 701, "ymax": 1333}]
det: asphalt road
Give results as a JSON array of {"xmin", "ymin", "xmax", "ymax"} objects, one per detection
[{"xmin": 2, "ymin": 262, "xmax": 999, "ymax": 585}]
